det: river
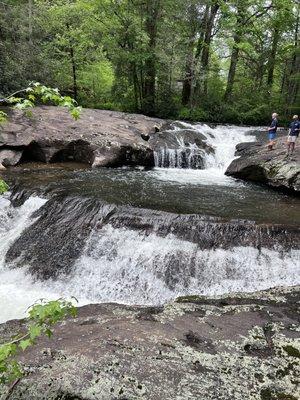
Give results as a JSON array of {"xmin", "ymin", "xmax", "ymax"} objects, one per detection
[{"xmin": 0, "ymin": 123, "xmax": 299, "ymax": 323}]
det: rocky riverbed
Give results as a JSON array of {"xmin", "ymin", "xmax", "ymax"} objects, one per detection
[{"xmin": 0, "ymin": 286, "xmax": 299, "ymax": 400}]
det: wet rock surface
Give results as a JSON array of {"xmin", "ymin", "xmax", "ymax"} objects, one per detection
[
  {"xmin": 5, "ymin": 194, "xmax": 300, "ymax": 280},
  {"xmin": 0, "ymin": 107, "xmax": 163, "ymax": 168},
  {"xmin": 0, "ymin": 286, "xmax": 299, "ymax": 400},
  {"xmin": 226, "ymin": 137, "xmax": 300, "ymax": 194}
]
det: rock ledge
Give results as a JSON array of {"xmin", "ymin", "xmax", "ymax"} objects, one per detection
[
  {"xmin": 226, "ymin": 138, "xmax": 300, "ymax": 193},
  {"xmin": 0, "ymin": 286, "xmax": 299, "ymax": 400},
  {"xmin": 0, "ymin": 107, "xmax": 163, "ymax": 168}
]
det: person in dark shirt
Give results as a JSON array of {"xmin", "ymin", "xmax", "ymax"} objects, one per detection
[
  {"xmin": 287, "ymin": 115, "xmax": 300, "ymax": 156},
  {"xmin": 267, "ymin": 113, "xmax": 278, "ymax": 151}
]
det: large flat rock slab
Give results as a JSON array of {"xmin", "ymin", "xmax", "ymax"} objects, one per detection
[
  {"xmin": 0, "ymin": 107, "xmax": 163, "ymax": 167},
  {"xmin": 226, "ymin": 137, "xmax": 300, "ymax": 193},
  {"xmin": 0, "ymin": 286, "xmax": 299, "ymax": 399}
]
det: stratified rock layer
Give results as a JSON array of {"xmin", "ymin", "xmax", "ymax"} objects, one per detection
[
  {"xmin": 226, "ymin": 138, "xmax": 300, "ymax": 193},
  {"xmin": 0, "ymin": 107, "xmax": 163, "ymax": 168},
  {"xmin": 0, "ymin": 286, "xmax": 299, "ymax": 400}
]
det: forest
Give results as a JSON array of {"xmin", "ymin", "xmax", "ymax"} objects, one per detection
[{"xmin": 0, "ymin": 0, "xmax": 299, "ymax": 124}]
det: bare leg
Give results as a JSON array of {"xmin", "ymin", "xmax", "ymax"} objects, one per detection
[
  {"xmin": 268, "ymin": 140, "xmax": 273, "ymax": 150},
  {"xmin": 291, "ymin": 142, "xmax": 295, "ymax": 154}
]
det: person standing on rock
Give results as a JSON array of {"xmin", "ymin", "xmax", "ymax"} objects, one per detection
[
  {"xmin": 267, "ymin": 113, "xmax": 278, "ymax": 151},
  {"xmin": 287, "ymin": 115, "xmax": 300, "ymax": 156}
]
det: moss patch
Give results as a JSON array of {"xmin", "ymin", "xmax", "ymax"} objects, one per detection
[
  {"xmin": 261, "ymin": 388, "xmax": 298, "ymax": 400},
  {"xmin": 176, "ymin": 295, "xmax": 203, "ymax": 303}
]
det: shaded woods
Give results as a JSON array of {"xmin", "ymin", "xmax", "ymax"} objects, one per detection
[{"xmin": 0, "ymin": 0, "xmax": 299, "ymax": 124}]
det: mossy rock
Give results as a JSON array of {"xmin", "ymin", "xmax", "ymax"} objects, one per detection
[{"xmin": 0, "ymin": 179, "xmax": 9, "ymax": 194}]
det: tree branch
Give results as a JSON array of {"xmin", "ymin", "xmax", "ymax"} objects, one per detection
[{"xmin": 0, "ymin": 89, "xmax": 28, "ymax": 103}]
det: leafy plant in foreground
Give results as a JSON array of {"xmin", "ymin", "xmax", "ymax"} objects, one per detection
[
  {"xmin": 0, "ymin": 82, "xmax": 82, "ymax": 123},
  {"xmin": 0, "ymin": 299, "xmax": 77, "ymax": 386},
  {"xmin": 0, "ymin": 180, "xmax": 9, "ymax": 195}
]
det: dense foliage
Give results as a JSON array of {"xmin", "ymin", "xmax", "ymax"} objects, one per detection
[
  {"xmin": 0, "ymin": 299, "xmax": 77, "ymax": 386},
  {"xmin": 0, "ymin": 0, "xmax": 299, "ymax": 124}
]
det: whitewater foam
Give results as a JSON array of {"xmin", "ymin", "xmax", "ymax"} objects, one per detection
[{"xmin": 0, "ymin": 217, "xmax": 299, "ymax": 322}]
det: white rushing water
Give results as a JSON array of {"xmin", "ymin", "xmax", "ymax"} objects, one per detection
[
  {"xmin": 0, "ymin": 198, "xmax": 299, "ymax": 323},
  {"xmin": 153, "ymin": 123, "xmax": 257, "ymax": 184},
  {"xmin": 0, "ymin": 124, "xmax": 299, "ymax": 323}
]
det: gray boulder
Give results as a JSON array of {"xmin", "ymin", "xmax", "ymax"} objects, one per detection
[
  {"xmin": 0, "ymin": 107, "xmax": 163, "ymax": 168},
  {"xmin": 226, "ymin": 137, "xmax": 300, "ymax": 193},
  {"xmin": 0, "ymin": 149, "xmax": 23, "ymax": 167}
]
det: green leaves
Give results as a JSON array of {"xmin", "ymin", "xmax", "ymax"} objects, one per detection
[
  {"xmin": 0, "ymin": 298, "xmax": 77, "ymax": 386},
  {"xmin": 19, "ymin": 340, "xmax": 31, "ymax": 351},
  {"xmin": 70, "ymin": 107, "xmax": 82, "ymax": 120},
  {"xmin": 2, "ymin": 82, "xmax": 81, "ymax": 121},
  {"xmin": 0, "ymin": 180, "xmax": 9, "ymax": 194},
  {"xmin": 0, "ymin": 111, "xmax": 8, "ymax": 124}
]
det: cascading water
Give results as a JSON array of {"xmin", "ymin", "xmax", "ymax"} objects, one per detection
[
  {"xmin": 153, "ymin": 133, "xmax": 205, "ymax": 169},
  {"xmin": 153, "ymin": 122, "xmax": 257, "ymax": 171},
  {"xmin": 0, "ymin": 123, "xmax": 299, "ymax": 323}
]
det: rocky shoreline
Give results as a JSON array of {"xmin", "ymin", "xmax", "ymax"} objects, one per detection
[
  {"xmin": 225, "ymin": 137, "xmax": 300, "ymax": 194},
  {"xmin": 0, "ymin": 286, "xmax": 299, "ymax": 400}
]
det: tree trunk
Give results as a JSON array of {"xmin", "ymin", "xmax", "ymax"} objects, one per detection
[
  {"xmin": 198, "ymin": 2, "xmax": 219, "ymax": 97},
  {"xmin": 142, "ymin": 0, "xmax": 160, "ymax": 115},
  {"xmin": 287, "ymin": 6, "xmax": 300, "ymax": 113},
  {"xmin": 224, "ymin": 4, "xmax": 244, "ymax": 103},
  {"xmin": 69, "ymin": 45, "xmax": 78, "ymax": 102},
  {"xmin": 28, "ymin": 0, "xmax": 33, "ymax": 43},
  {"xmin": 223, "ymin": 32, "xmax": 241, "ymax": 102},
  {"xmin": 267, "ymin": 27, "xmax": 279, "ymax": 88},
  {"xmin": 182, "ymin": 38, "xmax": 196, "ymax": 105},
  {"xmin": 182, "ymin": 3, "xmax": 200, "ymax": 106}
]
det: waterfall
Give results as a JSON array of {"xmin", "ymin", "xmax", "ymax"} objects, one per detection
[
  {"xmin": 153, "ymin": 123, "xmax": 256, "ymax": 171},
  {"xmin": 0, "ymin": 124, "xmax": 298, "ymax": 323},
  {"xmin": 153, "ymin": 136, "xmax": 205, "ymax": 169}
]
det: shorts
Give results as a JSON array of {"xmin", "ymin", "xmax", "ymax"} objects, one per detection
[
  {"xmin": 268, "ymin": 132, "xmax": 276, "ymax": 140},
  {"xmin": 287, "ymin": 135, "xmax": 297, "ymax": 143}
]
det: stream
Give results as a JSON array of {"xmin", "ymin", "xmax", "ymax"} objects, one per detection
[{"xmin": 0, "ymin": 123, "xmax": 299, "ymax": 323}]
